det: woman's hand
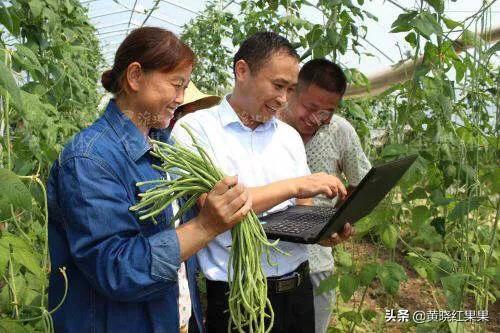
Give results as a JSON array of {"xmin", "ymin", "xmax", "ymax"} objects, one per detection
[
  {"xmin": 293, "ymin": 172, "xmax": 347, "ymax": 201},
  {"xmin": 197, "ymin": 176, "xmax": 252, "ymax": 237}
]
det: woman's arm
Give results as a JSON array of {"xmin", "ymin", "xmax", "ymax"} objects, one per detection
[
  {"xmin": 176, "ymin": 177, "xmax": 251, "ymax": 261},
  {"xmin": 58, "ymin": 157, "xmax": 249, "ymax": 302}
]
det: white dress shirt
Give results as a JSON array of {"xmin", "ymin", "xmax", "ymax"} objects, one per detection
[{"xmin": 171, "ymin": 96, "xmax": 310, "ymax": 281}]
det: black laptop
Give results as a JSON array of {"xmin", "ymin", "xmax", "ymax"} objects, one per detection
[{"xmin": 261, "ymin": 155, "xmax": 418, "ymax": 244}]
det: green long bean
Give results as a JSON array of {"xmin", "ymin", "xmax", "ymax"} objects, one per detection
[{"xmin": 130, "ymin": 124, "xmax": 283, "ymax": 333}]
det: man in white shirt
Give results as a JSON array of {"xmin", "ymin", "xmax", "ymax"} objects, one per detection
[
  {"xmin": 278, "ymin": 58, "xmax": 372, "ymax": 333},
  {"xmin": 172, "ymin": 32, "xmax": 353, "ymax": 333}
]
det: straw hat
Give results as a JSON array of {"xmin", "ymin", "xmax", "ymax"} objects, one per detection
[{"xmin": 179, "ymin": 81, "xmax": 221, "ymax": 112}]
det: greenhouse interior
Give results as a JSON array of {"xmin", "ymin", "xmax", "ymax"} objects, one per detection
[{"xmin": 0, "ymin": 0, "xmax": 498, "ymax": 332}]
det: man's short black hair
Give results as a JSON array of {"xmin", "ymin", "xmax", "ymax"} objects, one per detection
[
  {"xmin": 298, "ymin": 59, "xmax": 347, "ymax": 96},
  {"xmin": 233, "ymin": 31, "xmax": 299, "ymax": 75}
]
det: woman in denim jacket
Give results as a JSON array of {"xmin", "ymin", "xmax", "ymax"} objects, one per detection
[{"xmin": 47, "ymin": 27, "xmax": 251, "ymax": 333}]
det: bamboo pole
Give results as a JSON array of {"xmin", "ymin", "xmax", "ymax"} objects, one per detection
[{"xmin": 345, "ymin": 25, "xmax": 500, "ymax": 99}]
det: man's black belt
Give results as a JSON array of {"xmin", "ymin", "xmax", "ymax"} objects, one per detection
[
  {"xmin": 267, "ymin": 261, "xmax": 309, "ymax": 294},
  {"xmin": 206, "ymin": 261, "xmax": 310, "ymax": 294}
]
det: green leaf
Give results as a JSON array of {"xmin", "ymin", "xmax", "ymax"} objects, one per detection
[
  {"xmin": 390, "ymin": 11, "xmax": 418, "ymax": 33},
  {"xmin": 0, "ymin": 241, "xmax": 9, "ymax": 274},
  {"xmin": 484, "ymin": 265, "xmax": 500, "ymax": 284},
  {"xmin": 448, "ymin": 196, "xmax": 482, "ymax": 221},
  {"xmin": 430, "ymin": 252, "xmax": 454, "ymax": 277},
  {"xmin": 441, "ymin": 273, "xmax": 468, "ymax": 308},
  {"xmin": 413, "ymin": 12, "xmax": 442, "ymax": 39},
  {"xmin": 306, "ymin": 24, "xmax": 323, "ymax": 47},
  {"xmin": 12, "ymin": 44, "xmax": 42, "ymax": 74},
  {"xmin": 64, "ymin": 0, "xmax": 75, "ymax": 14},
  {"xmin": 377, "ymin": 261, "xmax": 407, "ymax": 295},
  {"xmin": 0, "ymin": 321, "xmax": 30, "ymax": 333},
  {"xmin": 348, "ymin": 103, "xmax": 366, "ymax": 121},
  {"xmin": 0, "ymin": 5, "xmax": 20, "ymax": 36},
  {"xmin": 405, "ymin": 32, "xmax": 417, "ymax": 47},
  {"xmin": 362, "ymin": 309, "xmax": 377, "ymax": 321},
  {"xmin": 339, "ymin": 276, "xmax": 359, "ymax": 302},
  {"xmin": 327, "ymin": 28, "xmax": 339, "ymax": 47},
  {"xmin": 12, "ymin": 247, "xmax": 44, "ymax": 278},
  {"xmin": 0, "ymin": 284, "xmax": 11, "ymax": 313},
  {"xmin": 381, "ymin": 144, "xmax": 406, "ymax": 157},
  {"xmin": 316, "ymin": 273, "xmax": 338, "ymax": 295},
  {"xmin": 430, "ymin": 217, "xmax": 445, "ymax": 237},
  {"xmin": 1, "ymin": 232, "xmax": 30, "ymax": 251},
  {"xmin": 280, "ymin": 15, "xmax": 310, "ymax": 29},
  {"xmin": 442, "ymin": 17, "xmax": 461, "ymax": 29},
  {"xmin": 358, "ymin": 262, "xmax": 379, "ymax": 286},
  {"xmin": 380, "ymin": 224, "xmax": 398, "ymax": 249},
  {"xmin": 407, "ymin": 187, "xmax": 428, "ymax": 201},
  {"xmin": 425, "ymin": 0, "xmax": 444, "ymax": 14},
  {"xmin": 42, "ymin": 7, "xmax": 58, "ymax": 32},
  {"xmin": 335, "ymin": 248, "xmax": 352, "ymax": 267},
  {"xmin": 481, "ymin": 167, "xmax": 500, "ymax": 194},
  {"xmin": 430, "ymin": 189, "xmax": 454, "ymax": 206},
  {"xmin": 362, "ymin": 10, "xmax": 378, "ymax": 22},
  {"xmin": 28, "ymin": 0, "xmax": 44, "ymax": 18},
  {"xmin": 441, "ymin": 40, "xmax": 460, "ymax": 61},
  {"xmin": 413, "ymin": 224, "xmax": 443, "ymax": 249},
  {"xmin": 485, "ymin": 41, "xmax": 500, "ymax": 59},
  {"xmin": 407, "ymin": 252, "xmax": 430, "ymax": 279},
  {"xmin": 45, "ymin": 0, "xmax": 59, "ymax": 10},
  {"xmin": 411, "ymin": 205, "xmax": 431, "ymax": 230},
  {"xmin": 414, "ymin": 63, "xmax": 431, "ymax": 80},
  {"xmin": 339, "ymin": 310, "xmax": 362, "ymax": 324},
  {"xmin": 0, "ymin": 60, "xmax": 23, "ymax": 112},
  {"xmin": 0, "ymin": 168, "xmax": 32, "ymax": 214},
  {"xmin": 453, "ymin": 60, "xmax": 466, "ymax": 82}
]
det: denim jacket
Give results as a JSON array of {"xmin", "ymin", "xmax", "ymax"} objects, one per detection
[{"xmin": 47, "ymin": 100, "xmax": 203, "ymax": 332}]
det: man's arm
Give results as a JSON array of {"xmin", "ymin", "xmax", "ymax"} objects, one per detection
[
  {"xmin": 199, "ymin": 174, "xmax": 344, "ymax": 214},
  {"xmin": 172, "ymin": 119, "xmax": 347, "ymax": 215},
  {"xmin": 249, "ymin": 173, "xmax": 346, "ymax": 214}
]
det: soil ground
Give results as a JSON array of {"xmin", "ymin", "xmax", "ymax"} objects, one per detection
[{"xmin": 329, "ymin": 239, "xmax": 499, "ymax": 333}]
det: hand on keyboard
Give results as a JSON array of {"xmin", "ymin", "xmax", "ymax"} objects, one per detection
[{"xmin": 293, "ymin": 173, "xmax": 347, "ymax": 201}]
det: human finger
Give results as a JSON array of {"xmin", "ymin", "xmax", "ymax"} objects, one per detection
[
  {"xmin": 339, "ymin": 223, "xmax": 352, "ymax": 240},
  {"xmin": 221, "ymin": 183, "xmax": 246, "ymax": 204},
  {"xmin": 322, "ymin": 185, "xmax": 334, "ymax": 198},
  {"xmin": 212, "ymin": 176, "xmax": 237, "ymax": 195},
  {"xmin": 224, "ymin": 186, "xmax": 250, "ymax": 215},
  {"xmin": 229, "ymin": 192, "xmax": 252, "ymax": 225},
  {"xmin": 336, "ymin": 180, "xmax": 347, "ymax": 200},
  {"xmin": 197, "ymin": 193, "xmax": 208, "ymax": 208}
]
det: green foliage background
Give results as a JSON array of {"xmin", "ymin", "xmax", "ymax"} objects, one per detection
[{"xmin": 0, "ymin": 0, "xmax": 102, "ymax": 331}]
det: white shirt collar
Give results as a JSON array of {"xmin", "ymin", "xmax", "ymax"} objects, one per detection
[{"xmin": 218, "ymin": 95, "xmax": 278, "ymax": 131}]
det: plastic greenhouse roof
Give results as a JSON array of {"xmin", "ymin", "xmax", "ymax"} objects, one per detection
[{"xmin": 81, "ymin": 0, "xmax": 500, "ymax": 76}]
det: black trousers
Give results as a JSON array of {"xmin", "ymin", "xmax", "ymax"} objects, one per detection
[{"xmin": 205, "ymin": 265, "xmax": 315, "ymax": 333}]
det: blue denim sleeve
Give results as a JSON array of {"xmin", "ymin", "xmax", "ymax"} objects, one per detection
[{"xmin": 57, "ymin": 156, "xmax": 181, "ymax": 302}]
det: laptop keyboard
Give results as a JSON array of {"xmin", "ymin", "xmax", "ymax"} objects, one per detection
[{"xmin": 265, "ymin": 206, "xmax": 337, "ymax": 234}]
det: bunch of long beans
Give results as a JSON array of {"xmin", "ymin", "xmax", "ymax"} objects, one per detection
[{"xmin": 130, "ymin": 124, "xmax": 282, "ymax": 333}]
